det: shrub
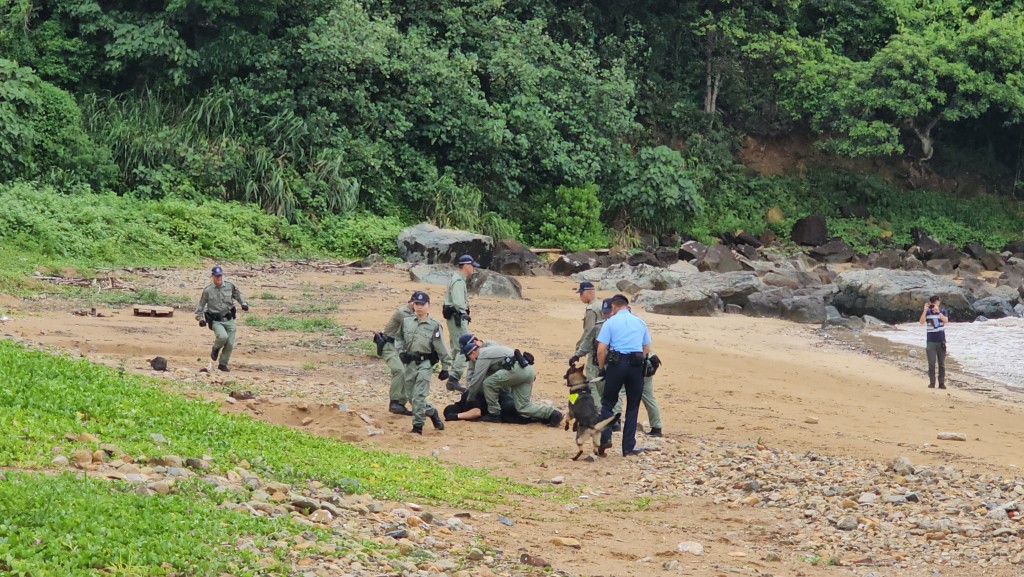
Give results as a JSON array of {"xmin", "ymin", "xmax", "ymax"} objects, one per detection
[
  {"xmin": 528, "ymin": 184, "xmax": 608, "ymax": 251},
  {"xmin": 316, "ymin": 212, "xmax": 408, "ymax": 258},
  {"xmin": 605, "ymin": 145, "xmax": 703, "ymax": 233}
]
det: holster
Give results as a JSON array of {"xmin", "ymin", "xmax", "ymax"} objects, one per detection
[
  {"xmin": 628, "ymin": 352, "xmax": 645, "ymax": 367},
  {"xmin": 606, "ymin": 350, "xmax": 621, "ymax": 365},
  {"xmin": 203, "ymin": 312, "xmax": 215, "ymax": 330},
  {"xmin": 442, "ymin": 305, "xmax": 457, "ymax": 320},
  {"xmin": 372, "ymin": 332, "xmax": 386, "ymax": 357}
]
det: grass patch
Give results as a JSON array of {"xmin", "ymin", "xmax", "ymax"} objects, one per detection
[
  {"xmin": 0, "ymin": 471, "xmax": 325, "ymax": 576},
  {"xmin": 0, "ymin": 340, "xmax": 549, "ymax": 506},
  {"xmin": 258, "ymin": 291, "xmax": 281, "ymax": 300},
  {"xmin": 245, "ymin": 315, "xmax": 341, "ymax": 334},
  {"xmin": 57, "ymin": 286, "xmax": 191, "ymax": 308},
  {"xmin": 287, "ymin": 302, "xmax": 339, "ymax": 314},
  {"xmin": 341, "ymin": 281, "xmax": 367, "ymax": 292}
]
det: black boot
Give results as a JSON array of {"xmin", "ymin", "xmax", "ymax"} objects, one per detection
[
  {"xmin": 446, "ymin": 376, "xmax": 467, "ymax": 393},
  {"xmin": 389, "ymin": 401, "xmax": 411, "ymax": 415},
  {"xmin": 217, "ymin": 364, "xmax": 230, "ymax": 372},
  {"xmin": 211, "ymin": 346, "xmax": 220, "ymax": 361},
  {"xmin": 480, "ymin": 414, "xmax": 502, "ymax": 423},
  {"xmin": 410, "ymin": 424, "xmax": 423, "ymax": 435},
  {"xmin": 428, "ymin": 409, "xmax": 445, "ymax": 431},
  {"xmin": 647, "ymin": 427, "xmax": 663, "ymax": 437}
]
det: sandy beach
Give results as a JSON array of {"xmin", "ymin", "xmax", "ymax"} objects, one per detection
[{"xmin": 4, "ymin": 263, "xmax": 1023, "ymax": 576}]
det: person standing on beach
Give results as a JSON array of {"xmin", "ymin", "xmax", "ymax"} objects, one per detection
[
  {"xmin": 442, "ymin": 254, "xmax": 478, "ymax": 393},
  {"xmin": 595, "ymin": 294, "xmax": 652, "ymax": 457},
  {"xmin": 919, "ymin": 295, "xmax": 948, "ymax": 389},
  {"xmin": 195, "ymin": 265, "xmax": 248, "ymax": 372}
]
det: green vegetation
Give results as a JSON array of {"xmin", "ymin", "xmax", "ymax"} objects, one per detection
[
  {"xmin": 2, "ymin": 0, "xmax": 1024, "ymax": 258},
  {"xmin": 0, "ymin": 472, "xmax": 324, "ymax": 576},
  {"xmin": 0, "ymin": 340, "xmax": 546, "ymax": 506},
  {"xmin": 245, "ymin": 315, "xmax": 342, "ymax": 334},
  {"xmin": 287, "ymin": 302, "xmax": 340, "ymax": 314}
]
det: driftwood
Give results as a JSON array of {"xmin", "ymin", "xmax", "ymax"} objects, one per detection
[{"xmin": 34, "ymin": 273, "xmax": 135, "ymax": 290}]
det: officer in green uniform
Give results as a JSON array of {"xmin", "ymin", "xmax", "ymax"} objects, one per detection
[
  {"xmin": 377, "ymin": 296, "xmax": 416, "ymax": 415},
  {"xmin": 442, "ymin": 254, "xmax": 478, "ymax": 392},
  {"xmin": 569, "ymin": 281, "xmax": 604, "ymax": 405},
  {"xmin": 195, "ymin": 265, "xmax": 248, "ymax": 372},
  {"xmin": 394, "ymin": 291, "xmax": 448, "ymax": 434},
  {"xmin": 462, "ymin": 341, "xmax": 562, "ymax": 426}
]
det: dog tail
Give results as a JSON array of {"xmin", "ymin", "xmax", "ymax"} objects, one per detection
[{"xmin": 593, "ymin": 413, "xmax": 621, "ymax": 432}]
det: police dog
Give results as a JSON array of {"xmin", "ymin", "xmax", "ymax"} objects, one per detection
[{"xmin": 563, "ymin": 364, "xmax": 620, "ymax": 461}]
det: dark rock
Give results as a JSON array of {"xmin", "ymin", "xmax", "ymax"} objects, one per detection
[
  {"xmin": 781, "ymin": 295, "xmax": 827, "ymax": 324},
  {"xmin": 808, "ymin": 239, "xmax": 855, "ymax": 264},
  {"xmin": 396, "ymin": 223, "xmax": 493, "ymax": 268},
  {"xmin": 696, "ymin": 244, "xmax": 743, "ymax": 273},
  {"xmin": 924, "ymin": 259, "xmax": 954, "ymax": 276},
  {"xmin": 763, "ymin": 270, "xmax": 821, "ymax": 290},
  {"xmin": 385, "ymin": 529, "xmax": 409, "ymax": 539},
  {"xmin": 901, "ymin": 255, "xmax": 926, "ymax": 271},
  {"xmin": 490, "ymin": 239, "xmax": 541, "ymax": 276},
  {"xmin": 1003, "ymin": 240, "xmax": 1024, "ymax": 254},
  {"xmin": 654, "ymin": 247, "xmax": 679, "ymax": 266},
  {"xmin": 760, "ymin": 229, "xmax": 779, "ymax": 245},
  {"xmin": 679, "ymin": 241, "xmax": 708, "ymax": 262},
  {"xmin": 963, "ymin": 242, "xmax": 987, "ymax": 260},
  {"xmin": 980, "ymin": 252, "xmax": 1004, "ymax": 272},
  {"xmin": 351, "ymin": 253, "xmax": 386, "ymax": 268},
  {"xmin": 724, "ymin": 304, "xmax": 743, "ymax": 314},
  {"xmin": 148, "ymin": 357, "xmax": 168, "ymax": 371},
  {"xmin": 931, "ymin": 245, "xmax": 962, "ymax": 265},
  {"xmin": 550, "ymin": 250, "xmax": 600, "ymax": 276},
  {"xmin": 735, "ymin": 231, "xmax": 763, "ymax": 248},
  {"xmin": 867, "ymin": 249, "xmax": 904, "ymax": 270},
  {"xmin": 833, "ymin": 270, "xmax": 975, "ymax": 323},
  {"xmin": 734, "ymin": 244, "xmax": 758, "ymax": 261},
  {"xmin": 971, "ymin": 296, "xmax": 1015, "ymax": 319},
  {"xmin": 659, "ymin": 232, "xmax": 680, "ymax": 247},
  {"xmin": 597, "ymin": 264, "xmax": 665, "ymax": 293},
  {"xmin": 409, "ymin": 264, "xmax": 455, "ymax": 286},
  {"xmin": 745, "ymin": 288, "xmax": 792, "ymax": 318},
  {"xmin": 957, "ymin": 259, "xmax": 984, "ymax": 276},
  {"xmin": 290, "ymin": 498, "xmax": 320, "ymax": 514},
  {"xmin": 964, "ymin": 277, "xmax": 1018, "ymax": 303},
  {"xmin": 813, "ymin": 264, "xmax": 839, "ymax": 284},
  {"xmin": 627, "ymin": 251, "xmax": 662, "ymax": 267},
  {"xmin": 910, "ymin": 236, "xmax": 942, "ymax": 260},
  {"xmin": 468, "ymin": 269, "xmax": 523, "ymax": 299},
  {"xmin": 790, "ymin": 215, "xmax": 828, "ymax": 247},
  {"xmin": 840, "ymin": 205, "xmax": 870, "ymax": 219},
  {"xmin": 634, "ymin": 288, "xmax": 722, "ymax": 316}
]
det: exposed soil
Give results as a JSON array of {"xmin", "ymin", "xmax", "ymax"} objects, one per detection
[{"xmin": 3, "ymin": 262, "xmax": 1024, "ymax": 577}]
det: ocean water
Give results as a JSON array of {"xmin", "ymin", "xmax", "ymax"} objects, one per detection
[{"xmin": 872, "ymin": 318, "xmax": 1024, "ymax": 389}]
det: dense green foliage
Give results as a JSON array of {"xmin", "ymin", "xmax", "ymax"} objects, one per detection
[
  {"xmin": 0, "ymin": 339, "xmax": 545, "ymax": 505},
  {"xmin": 2, "ymin": 0, "xmax": 1024, "ymax": 252}
]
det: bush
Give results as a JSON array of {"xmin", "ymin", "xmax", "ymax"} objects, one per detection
[
  {"xmin": 527, "ymin": 184, "xmax": 608, "ymax": 251},
  {"xmin": 605, "ymin": 145, "xmax": 703, "ymax": 233},
  {"xmin": 316, "ymin": 212, "xmax": 408, "ymax": 258}
]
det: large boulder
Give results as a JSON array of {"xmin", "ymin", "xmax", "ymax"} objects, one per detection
[
  {"xmin": 570, "ymin": 267, "xmax": 607, "ymax": 283},
  {"xmin": 781, "ymin": 295, "xmax": 827, "ymax": 324},
  {"xmin": 924, "ymin": 259, "xmax": 954, "ymax": 276},
  {"xmin": 971, "ymin": 296, "xmax": 1015, "ymax": 319},
  {"xmin": 468, "ymin": 270, "xmax": 523, "ymax": 299},
  {"xmin": 654, "ymin": 247, "xmax": 680, "ymax": 266},
  {"xmin": 696, "ymin": 243, "xmax": 743, "ymax": 273},
  {"xmin": 597, "ymin": 264, "xmax": 667, "ymax": 292},
  {"xmin": 679, "ymin": 240, "xmax": 708, "ymax": 262},
  {"xmin": 397, "ymin": 223, "xmax": 493, "ymax": 267},
  {"xmin": 833, "ymin": 270, "xmax": 975, "ymax": 323},
  {"xmin": 627, "ymin": 251, "xmax": 663, "ymax": 267},
  {"xmin": 409, "ymin": 264, "xmax": 455, "ymax": 286},
  {"xmin": 490, "ymin": 239, "xmax": 541, "ymax": 276},
  {"xmin": 866, "ymin": 249, "xmax": 904, "ymax": 270},
  {"xmin": 745, "ymin": 288, "xmax": 793, "ymax": 318},
  {"xmin": 808, "ymin": 239, "xmax": 855, "ymax": 264},
  {"xmin": 634, "ymin": 288, "xmax": 723, "ymax": 316},
  {"xmin": 763, "ymin": 269, "xmax": 822, "ymax": 290},
  {"xmin": 551, "ymin": 250, "xmax": 600, "ymax": 276},
  {"xmin": 791, "ymin": 215, "xmax": 828, "ymax": 247}
]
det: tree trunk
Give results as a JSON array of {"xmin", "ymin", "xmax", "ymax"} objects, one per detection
[
  {"xmin": 704, "ymin": 32, "xmax": 715, "ymax": 114},
  {"xmin": 907, "ymin": 116, "xmax": 940, "ymax": 162}
]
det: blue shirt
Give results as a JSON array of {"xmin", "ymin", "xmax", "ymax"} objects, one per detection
[{"xmin": 597, "ymin": 309, "xmax": 652, "ymax": 353}]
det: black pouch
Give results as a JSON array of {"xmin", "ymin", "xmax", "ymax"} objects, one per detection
[
  {"xmin": 429, "ymin": 351, "xmax": 440, "ymax": 366},
  {"xmin": 628, "ymin": 352, "xmax": 645, "ymax": 367},
  {"xmin": 203, "ymin": 311, "xmax": 215, "ymax": 330},
  {"xmin": 372, "ymin": 332, "xmax": 385, "ymax": 357},
  {"xmin": 442, "ymin": 305, "xmax": 457, "ymax": 320},
  {"xmin": 228, "ymin": 306, "xmax": 237, "ymax": 320}
]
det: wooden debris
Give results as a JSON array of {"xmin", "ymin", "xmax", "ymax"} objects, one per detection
[{"xmin": 132, "ymin": 304, "xmax": 174, "ymax": 317}]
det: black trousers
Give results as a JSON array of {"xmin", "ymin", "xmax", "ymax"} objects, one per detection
[{"xmin": 599, "ymin": 359, "xmax": 645, "ymax": 454}]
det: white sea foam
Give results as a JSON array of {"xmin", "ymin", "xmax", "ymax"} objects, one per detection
[{"xmin": 872, "ymin": 317, "xmax": 1024, "ymax": 389}]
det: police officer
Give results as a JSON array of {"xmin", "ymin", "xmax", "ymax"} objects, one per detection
[
  {"xmin": 628, "ymin": 351, "xmax": 664, "ymax": 437},
  {"xmin": 377, "ymin": 296, "xmax": 416, "ymax": 415},
  {"xmin": 569, "ymin": 280, "xmax": 602, "ymax": 371},
  {"xmin": 394, "ymin": 291, "xmax": 448, "ymax": 434},
  {"xmin": 195, "ymin": 265, "xmax": 249, "ymax": 372},
  {"xmin": 442, "ymin": 254, "xmax": 478, "ymax": 392},
  {"xmin": 596, "ymin": 294, "xmax": 652, "ymax": 457},
  {"xmin": 462, "ymin": 340, "xmax": 562, "ymax": 426},
  {"xmin": 577, "ymin": 297, "xmax": 612, "ymax": 409}
]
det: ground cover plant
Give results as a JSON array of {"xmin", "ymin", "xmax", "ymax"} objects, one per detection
[
  {"xmin": 0, "ymin": 340, "xmax": 545, "ymax": 506},
  {"xmin": 245, "ymin": 314, "xmax": 342, "ymax": 334}
]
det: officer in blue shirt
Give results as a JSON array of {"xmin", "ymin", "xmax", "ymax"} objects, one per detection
[{"xmin": 595, "ymin": 293, "xmax": 652, "ymax": 457}]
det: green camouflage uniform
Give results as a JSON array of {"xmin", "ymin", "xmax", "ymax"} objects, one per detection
[
  {"xmin": 395, "ymin": 315, "xmax": 450, "ymax": 427},
  {"xmin": 443, "ymin": 272, "xmax": 470, "ymax": 380},
  {"xmin": 195, "ymin": 281, "xmax": 248, "ymax": 368},
  {"xmin": 381, "ymin": 304, "xmax": 415, "ymax": 404},
  {"xmin": 470, "ymin": 345, "xmax": 554, "ymax": 421},
  {"xmin": 619, "ymin": 351, "xmax": 663, "ymax": 430}
]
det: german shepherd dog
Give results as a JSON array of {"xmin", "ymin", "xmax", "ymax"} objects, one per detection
[{"xmin": 563, "ymin": 364, "xmax": 620, "ymax": 461}]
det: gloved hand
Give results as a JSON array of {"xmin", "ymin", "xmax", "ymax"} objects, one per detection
[
  {"xmin": 523, "ymin": 351, "xmax": 535, "ymax": 365},
  {"xmin": 646, "ymin": 354, "xmax": 662, "ymax": 377},
  {"xmin": 399, "ymin": 352, "xmax": 413, "ymax": 364},
  {"xmin": 437, "ymin": 370, "xmax": 450, "ymax": 381},
  {"xmin": 241, "ymin": 304, "xmax": 249, "ymax": 312},
  {"xmin": 199, "ymin": 320, "xmax": 207, "ymax": 328},
  {"xmin": 598, "ymin": 368, "xmax": 606, "ymax": 379},
  {"xmin": 568, "ymin": 354, "xmax": 580, "ymax": 366}
]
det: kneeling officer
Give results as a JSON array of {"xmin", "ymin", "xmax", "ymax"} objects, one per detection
[
  {"xmin": 195, "ymin": 265, "xmax": 249, "ymax": 372},
  {"xmin": 462, "ymin": 341, "xmax": 561, "ymax": 426}
]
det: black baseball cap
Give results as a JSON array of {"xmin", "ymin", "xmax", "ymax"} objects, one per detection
[
  {"xmin": 601, "ymin": 298, "xmax": 613, "ymax": 313},
  {"xmin": 411, "ymin": 291, "xmax": 430, "ymax": 304},
  {"xmin": 461, "ymin": 341, "xmax": 480, "ymax": 356},
  {"xmin": 575, "ymin": 281, "xmax": 595, "ymax": 293},
  {"xmin": 459, "ymin": 333, "xmax": 476, "ymax": 349},
  {"xmin": 211, "ymin": 265, "xmax": 224, "ymax": 276},
  {"xmin": 457, "ymin": 254, "xmax": 480, "ymax": 267}
]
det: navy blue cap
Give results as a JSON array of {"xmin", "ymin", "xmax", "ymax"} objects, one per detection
[
  {"xmin": 575, "ymin": 281, "xmax": 595, "ymax": 293},
  {"xmin": 457, "ymin": 254, "xmax": 480, "ymax": 267},
  {"xmin": 601, "ymin": 298, "xmax": 613, "ymax": 313},
  {"xmin": 211, "ymin": 265, "xmax": 224, "ymax": 276},
  {"xmin": 411, "ymin": 291, "xmax": 430, "ymax": 304},
  {"xmin": 461, "ymin": 341, "xmax": 480, "ymax": 357},
  {"xmin": 459, "ymin": 333, "xmax": 476, "ymax": 349}
]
